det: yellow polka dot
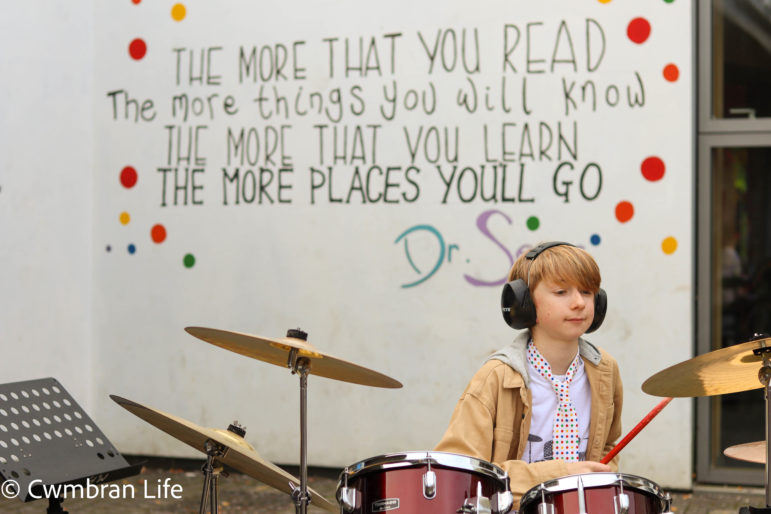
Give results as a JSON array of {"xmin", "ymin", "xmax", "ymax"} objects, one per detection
[
  {"xmin": 171, "ymin": 3, "xmax": 186, "ymax": 21},
  {"xmin": 662, "ymin": 236, "xmax": 678, "ymax": 255},
  {"xmin": 120, "ymin": 212, "xmax": 131, "ymax": 225},
  {"xmin": 597, "ymin": 0, "xmax": 612, "ymax": 3}
]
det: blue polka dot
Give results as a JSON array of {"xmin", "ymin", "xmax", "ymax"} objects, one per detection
[
  {"xmin": 590, "ymin": 234, "xmax": 601, "ymax": 245},
  {"xmin": 128, "ymin": 244, "xmax": 136, "ymax": 254}
]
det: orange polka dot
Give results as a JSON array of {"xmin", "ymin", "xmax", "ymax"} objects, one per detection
[
  {"xmin": 663, "ymin": 63, "xmax": 679, "ymax": 82},
  {"xmin": 615, "ymin": 201, "xmax": 634, "ymax": 223}
]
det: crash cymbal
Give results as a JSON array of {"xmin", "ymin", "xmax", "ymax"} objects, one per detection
[
  {"xmin": 110, "ymin": 395, "xmax": 337, "ymax": 512},
  {"xmin": 725, "ymin": 441, "xmax": 766, "ymax": 464},
  {"xmin": 185, "ymin": 326, "xmax": 402, "ymax": 389},
  {"xmin": 642, "ymin": 337, "xmax": 771, "ymax": 397}
]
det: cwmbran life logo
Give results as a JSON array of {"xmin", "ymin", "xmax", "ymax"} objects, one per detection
[{"xmin": 1, "ymin": 477, "xmax": 183, "ymax": 501}]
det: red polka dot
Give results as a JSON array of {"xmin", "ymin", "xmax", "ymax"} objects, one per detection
[
  {"xmin": 120, "ymin": 166, "xmax": 138, "ymax": 188},
  {"xmin": 616, "ymin": 201, "xmax": 635, "ymax": 223},
  {"xmin": 663, "ymin": 63, "xmax": 679, "ymax": 82},
  {"xmin": 627, "ymin": 18, "xmax": 651, "ymax": 44},
  {"xmin": 132, "ymin": 0, "xmax": 141, "ymax": 4},
  {"xmin": 151, "ymin": 224, "xmax": 167, "ymax": 244},
  {"xmin": 129, "ymin": 38, "xmax": 147, "ymax": 60},
  {"xmin": 641, "ymin": 157, "xmax": 666, "ymax": 181}
]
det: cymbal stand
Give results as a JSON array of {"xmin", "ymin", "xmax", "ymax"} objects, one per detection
[
  {"xmin": 741, "ymin": 344, "xmax": 771, "ymax": 514},
  {"xmin": 288, "ymin": 347, "xmax": 312, "ymax": 514},
  {"xmin": 199, "ymin": 439, "xmax": 227, "ymax": 514},
  {"xmin": 758, "ymin": 348, "xmax": 771, "ymax": 509}
]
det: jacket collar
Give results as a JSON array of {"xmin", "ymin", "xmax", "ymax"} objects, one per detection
[{"xmin": 486, "ymin": 330, "xmax": 601, "ymax": 388}]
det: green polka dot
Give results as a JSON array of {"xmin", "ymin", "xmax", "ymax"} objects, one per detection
[
  {"xmin": 526, "ymin": 216, "xmax": 540, "ymax": 231},
  {"xmin": 183, "ymin": 253, "xmax": 196, "ymax": 268}
]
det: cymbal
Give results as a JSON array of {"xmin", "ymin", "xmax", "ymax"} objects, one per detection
[
  {"xmin": 185, "ymin": 326, "xmax": 402, "ymax": 389},
  {"xmin": 642, "ymin": 337, "xmax": 771, "ymax": 397},
  {"xmin": 110, "ymin": 395, "xmax": 337, "ymax": 512},
  {"xmin": 724, "ymin": 441, "xmax": 765, "ymax": 464}
]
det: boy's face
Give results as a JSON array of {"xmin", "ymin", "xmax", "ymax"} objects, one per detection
[{"xmin": 531, "ymin": 279, "xmax": 595, "ymax": 343}]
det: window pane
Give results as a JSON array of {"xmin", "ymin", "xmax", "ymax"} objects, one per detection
[
  {"xmin": 711, "ymin": 146, "xmax": 771, "ymax": 471},
  {"xmin": 712, "ymin": 0, "xmax": 771, "ymax": 119}
]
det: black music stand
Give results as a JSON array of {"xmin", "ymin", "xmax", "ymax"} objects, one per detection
[{"xmin": 0, "ymin": 377, "xmax": 141, "ymax": 513}]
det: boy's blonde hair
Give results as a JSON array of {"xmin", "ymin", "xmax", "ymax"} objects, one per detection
[{"xmin": 507, "ymin": 244, "xmax": 601, "ymax": 293}]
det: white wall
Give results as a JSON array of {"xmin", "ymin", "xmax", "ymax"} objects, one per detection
[{"xmin": 0, "ymin": 4, "xmax": 94, "ymax": 409}]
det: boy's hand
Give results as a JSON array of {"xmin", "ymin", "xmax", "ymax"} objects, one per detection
[{"xmin": 565, "ymin": 461, "xmax": 611, "ymax": 474}]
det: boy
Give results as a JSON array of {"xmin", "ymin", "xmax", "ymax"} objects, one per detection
[{"xmin": 435, "ymin": 242, "xmax": 622, "ymax": 509}]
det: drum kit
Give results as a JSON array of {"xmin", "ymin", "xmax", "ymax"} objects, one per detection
[{"xmin": 111, "ymin": 326, "xmax": 771, "ymax": 514}]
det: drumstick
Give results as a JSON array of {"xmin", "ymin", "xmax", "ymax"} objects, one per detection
[{"xmin": 600, "ymin": 397, "xmax": 673, "ymax": 464}]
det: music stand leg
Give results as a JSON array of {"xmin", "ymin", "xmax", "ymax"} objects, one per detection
[{"xmin": 46, "ymin": 497, "xmax": 68, "ymax": 514}]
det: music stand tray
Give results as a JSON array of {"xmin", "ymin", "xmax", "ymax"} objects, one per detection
[{"xmin": 0, "ymin": 377, "xmax": 141, "ymax": 503}]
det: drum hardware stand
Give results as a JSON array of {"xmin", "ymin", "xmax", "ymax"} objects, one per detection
[
  {"xmin": 287, "ymin": 340, "xmax": 313, "ymax": 514},
  {"xmin": 198, "ymin": 439, "xmax": 228, "ymax": 514}
]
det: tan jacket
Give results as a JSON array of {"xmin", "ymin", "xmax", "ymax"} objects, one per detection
[{"xmin": 435, "ymin": 333, "xmax": 623, "ymax": 509}]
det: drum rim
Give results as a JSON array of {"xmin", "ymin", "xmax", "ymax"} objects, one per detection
[
  {"xmin": 338, "ymin": 451, "xmax": 509, "ymax": 483},
  {"xmin": 520, "ymin": 472, "xmax": 667, "ymax": 508}
]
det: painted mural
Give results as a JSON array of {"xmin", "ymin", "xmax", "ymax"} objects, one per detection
[{"xmin": 94, "ymin": 0, "xmax": 693, "ymax": 486}]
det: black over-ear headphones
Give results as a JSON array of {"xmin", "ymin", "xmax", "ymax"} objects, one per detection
[{"xmin": 501, "ymin": 241, "xmax": 607, "ymax": 332}]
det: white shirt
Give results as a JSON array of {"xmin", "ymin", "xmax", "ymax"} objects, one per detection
[{"xmin": 522, "ymin": 355, "xmax": 592, "ymax": 463}]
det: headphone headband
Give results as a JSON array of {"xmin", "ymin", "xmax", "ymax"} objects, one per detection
[{"xmin": 525, "ymin": 241, "xmax": 575, "ymax": 286}]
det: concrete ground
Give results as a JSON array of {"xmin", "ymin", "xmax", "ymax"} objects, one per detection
[{"xmin": 0, "ymin": 460, "xmax": 767, "ymax": 513}]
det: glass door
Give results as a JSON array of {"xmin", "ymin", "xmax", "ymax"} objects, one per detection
[
  {"xmin": 697, "ymin": 137, "xmax": 771, "ymax": 484},
  {"xmin": 698, "ymin": 0, "xmax": 771, "ymax": 484}
]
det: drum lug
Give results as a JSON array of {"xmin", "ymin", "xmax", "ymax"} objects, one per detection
[
  {"xmin": 456, "ymin": 481, "xmax": 493, "ymax": 514},
  {"xmin": 337, "ymin": 486, "xmax": 357, "ymax": 512},
  {"xmin": 536, "ymin": 486, "xmax": 555, "ymax": 514},
  {"xmin": 423, "ymin": 469, "xmax": 437, "ymax": 499},
  {"xmin": 493, "ymin": 489, "xmax": 514, "ymax": 513},
  {"xmin": 663, "ymin": 491, "xmax": 674, "ymax": 514},
  {"xmin": 613, "ymin": 493, "xmax": 630, "ymax": 514}
]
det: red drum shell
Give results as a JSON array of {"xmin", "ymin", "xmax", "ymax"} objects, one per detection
[
  {"xmin": 519, "ymin": 473, "xmax": 667, "ymax": 514},
  {"xmin": 337, "ymin": 451, "xmax": 510, "ymax": 514}
]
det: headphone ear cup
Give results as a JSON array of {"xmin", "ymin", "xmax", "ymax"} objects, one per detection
[
  {"xmin": 586, "ymin": 288, "xmax": 608, "ymax": 333},
  {"xmin": 501, "ymin": 279, "xmax": 537, "ymax": 329}
]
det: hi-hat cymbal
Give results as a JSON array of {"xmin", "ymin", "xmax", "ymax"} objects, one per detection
[
  {"xmin": 724, "ymin": 441, "xmax": 766, "ymax": 464},
  {"xmin": 642, "ymin": 337, "xmax": 771, "ymax": 397},
  {"xmin": 185, "ymin": 326, "xmax": 402, "ymax": 389},
  {"xmin": 110, "ymin": 395, "xmax": 337, "ymax": 512}
]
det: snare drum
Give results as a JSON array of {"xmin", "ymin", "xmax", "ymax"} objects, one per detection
[
  {"xmin": 336, "ymin": 451, "xmax": 513, "ymax": 513},
  {"xmin": 519, "ymin": 473, "xmax": 671, "ymax": 514}
]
